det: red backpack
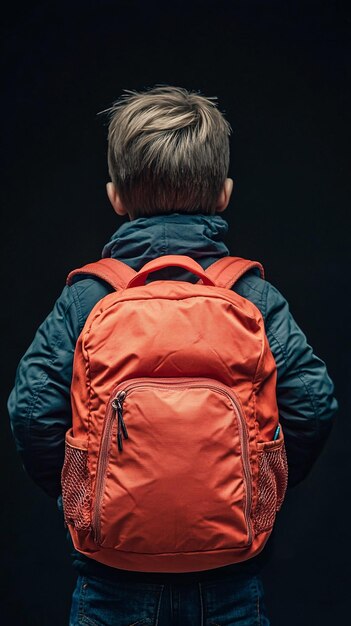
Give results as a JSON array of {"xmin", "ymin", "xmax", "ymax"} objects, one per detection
[{"xmin": 61, "ymin": 254, "xmax": 288, "ymax": 573}]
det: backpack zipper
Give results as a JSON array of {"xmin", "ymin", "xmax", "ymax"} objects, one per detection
[
  {"xmin": 112, "ymin": 393, "xmax": 128, "ymax": 452},
  {"xmin": 92, "ymin": 377, "xmax": 252, "ymax": 546}
]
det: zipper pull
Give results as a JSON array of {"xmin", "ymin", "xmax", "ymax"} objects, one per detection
[{"xmin": 112, "ymin": 392, "xmax": 128, "ymax": 452}]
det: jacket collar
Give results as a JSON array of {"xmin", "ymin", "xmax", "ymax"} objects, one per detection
[{"xmin": 101, "ymin": 212, "xmax": 230, "ymax": 272}]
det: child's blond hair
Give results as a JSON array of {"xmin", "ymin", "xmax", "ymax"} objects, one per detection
[{"xmin": 101, "ymin": 85, "xmax": 232, "ymax": 219}]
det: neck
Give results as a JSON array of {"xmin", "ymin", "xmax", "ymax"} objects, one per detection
[{"xmin": 101, "ymin": 213, "xmax": 230, "ymax": 273}]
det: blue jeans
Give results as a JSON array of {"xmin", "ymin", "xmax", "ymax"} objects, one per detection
[{"xmin": 69, "ymin": 572, "xmax": 270, "ymax": 625}]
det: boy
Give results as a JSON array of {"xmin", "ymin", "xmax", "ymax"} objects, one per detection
[{"xmin": 8, "ymin": 85, "xmax": 338, "ymax": 625}]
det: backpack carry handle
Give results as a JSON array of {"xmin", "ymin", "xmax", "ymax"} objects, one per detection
[{"xmin": 126, "ymin": 255, "xmax": 216, "ymax": 288}]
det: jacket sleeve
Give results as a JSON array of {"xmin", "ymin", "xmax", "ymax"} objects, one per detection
[
  {"xmin": 7, "ymin": 285, "xmax": 81, "ymax": 498},
  {"xmin": 264, "ymin": 281, "xmax": 338, "ymax": 487}
]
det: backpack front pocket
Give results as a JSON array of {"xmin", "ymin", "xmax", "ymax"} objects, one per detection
[
  {"xmin": 61, "ymin": 428, "xmax": 92, "ymax": 531},
  {"xmin": 92, "ymin": 377, "xmax": 253, "ymax": 555},
  {"xmin": 252, "ymin": 429, "xmax": 288, "ymax": 535}
]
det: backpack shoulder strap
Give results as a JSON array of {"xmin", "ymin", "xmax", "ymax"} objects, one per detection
[
  {"xmin": 66, "ymin": 258, "xmax": 137, "ymax": 291},
  {"xmin": 202, "ymin": 256, "xmax": 264, "ymax": 289}
]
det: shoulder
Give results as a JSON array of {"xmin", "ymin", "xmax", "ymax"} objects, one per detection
[
  {"xmin": 232, "ymin": 270, "xmax": 268, "ymax": 316},
  {"xmin": 232, "ymin": 270, "xmax": 290, "ymax": 323},
  {"xmin": 67, "ymin": 277, "xmax": 113, "ymax": 332}
]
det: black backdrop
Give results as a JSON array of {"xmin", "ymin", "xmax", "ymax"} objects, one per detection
[{"xmin": 2, "ymin": 2, "xmax": 350, "ymax": 624}]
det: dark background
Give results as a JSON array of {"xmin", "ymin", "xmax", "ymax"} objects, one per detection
[{"xmin": 2, "ymin": 1, "xmax": 350, "ymax": 624}]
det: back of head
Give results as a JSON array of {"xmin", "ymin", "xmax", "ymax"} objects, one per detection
[{"xmin": 103, "ymin": 85, "xmax": 232, "ymax": 219}]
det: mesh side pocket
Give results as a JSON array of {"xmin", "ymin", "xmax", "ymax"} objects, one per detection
[
  {"xmin": 61, "ymin": 432, "xmax": 91, "ymax": 531},
  {"xmin": 253, "ymin": 437, "xmax": 288, "ymax": 535}
]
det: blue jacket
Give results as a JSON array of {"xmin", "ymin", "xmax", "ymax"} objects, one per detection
[{"xmin": 7, "ymin": 212, "xmax": 338, "ymax": 580}]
